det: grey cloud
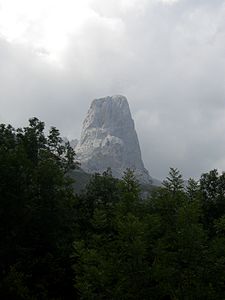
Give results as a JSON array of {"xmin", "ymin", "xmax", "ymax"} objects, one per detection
[{"xmin": 0, "ymin": 0, "xmax": 225, "ymax": 180}]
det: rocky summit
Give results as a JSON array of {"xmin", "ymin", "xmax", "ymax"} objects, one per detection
[{"xmin": 75, "ymin": 95, "xmax": 152, "ymax": 184}]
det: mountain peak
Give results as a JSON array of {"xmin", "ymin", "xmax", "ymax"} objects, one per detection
[
  {"xmin": 76, "ymin": 95, "xmax": 151, "ymax": 184},
  {"xmin": 93, "ymin": 94, "xmax": 127, "ymax": 103}
]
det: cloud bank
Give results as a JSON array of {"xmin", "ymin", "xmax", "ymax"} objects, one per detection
[{"xmin": 0, "ymin": 0, "xmax": 225, "ymax": 179}]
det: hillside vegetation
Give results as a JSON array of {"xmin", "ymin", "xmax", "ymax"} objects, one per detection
[{"xmin": 1, "ymin": 118, "xmax": 225, "ymax": 299}]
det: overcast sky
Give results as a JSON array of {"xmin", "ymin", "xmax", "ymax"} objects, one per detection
[{"xmin": 0, "ymin": 0, "xmax": 225, "ymax": 180}]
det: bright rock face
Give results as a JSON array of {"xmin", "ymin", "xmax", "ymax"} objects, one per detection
[{"xmin": 75, "ymin": 95, "xmax": 151, "ymax": 184}]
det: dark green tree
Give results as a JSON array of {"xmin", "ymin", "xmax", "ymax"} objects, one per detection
[
  {"xmin": 186, "ymin": 178, "xmax": 200, "ymax": 201},
  {"xmin": 163, "ymin": 167, "xmax": 184, "ymax": 194},
  {"xmin": 0, "ymin": 118, "xmax": 78, "ymax": 299},
  {"xmin": 200, "ymin": 170, "xmax": 225, "ymax": 234},
  {"xmin": 74, "ymin": 169, "xmax": 149, "ymax": 299},
  {"xmin": 149, "ymin": 169, "xmax": 212, "ymax": 299}
]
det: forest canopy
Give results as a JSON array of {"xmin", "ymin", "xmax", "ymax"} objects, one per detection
[{"xmin": 1, "ymin": 118, "xmax": 225, "ymax": 299}]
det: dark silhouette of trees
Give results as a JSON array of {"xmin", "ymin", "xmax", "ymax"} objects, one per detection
[
  {"xmin": 0, "ymin": 118, "xmax": 78, "ymax": 299},
  {"xmin": 1, "ymin": 119, "xmax": 225, "ymax": 299}
]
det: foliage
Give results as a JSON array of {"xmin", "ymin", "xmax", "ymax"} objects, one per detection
[
  {"xmin": 1, "ymin": 118, "xmax": 225, "ymax": 299},
  {"xmin": 163, "ymin": 167, "xmax": 184, "ymax": 194},
  {"xmin": 0, "ymin": 118, "xmax": 77, "ymax": 299}
]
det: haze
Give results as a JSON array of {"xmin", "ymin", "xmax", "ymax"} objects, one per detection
[{"xmin": 0, "ymin": 0, "xmax": 225, "ymax": 180}]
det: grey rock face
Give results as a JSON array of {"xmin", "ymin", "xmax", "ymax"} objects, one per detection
[
  {"xmin": 62, "ymin": 137, "xmax": 78, "ymax": 148},
  {"xmin": 75, "ymin": 95, "xmax": 151, "ymax": 183},
  {"xmin": 70, "ymin": 139, "xmax": 79, "ymax": 149}
]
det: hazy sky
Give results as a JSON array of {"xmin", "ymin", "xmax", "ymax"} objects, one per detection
[{"xmin": 0, "ymin": 0, "xmax": 225, "ymax": 180}]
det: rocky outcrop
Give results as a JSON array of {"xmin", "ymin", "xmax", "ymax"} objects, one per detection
[
  {"xmin": 75, "ymin": 95, "xmax": 151, "ymax": 184},
  {"xmin": 69, "ymin": 139, "xmax": 78, "ymax": 149}
]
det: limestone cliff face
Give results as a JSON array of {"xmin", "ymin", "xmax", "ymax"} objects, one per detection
[{"xmin": 75, "ymin": 95, "xmax": 151, "ymax": 183}]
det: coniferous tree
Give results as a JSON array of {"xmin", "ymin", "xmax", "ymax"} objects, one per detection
[
  {"xmin": 163, "ymin": 167, "xmax": 184, "ymax": 194},
  {"xmin": 0, "ymin": 118, "xmax": 78, "ymax": 299}
]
